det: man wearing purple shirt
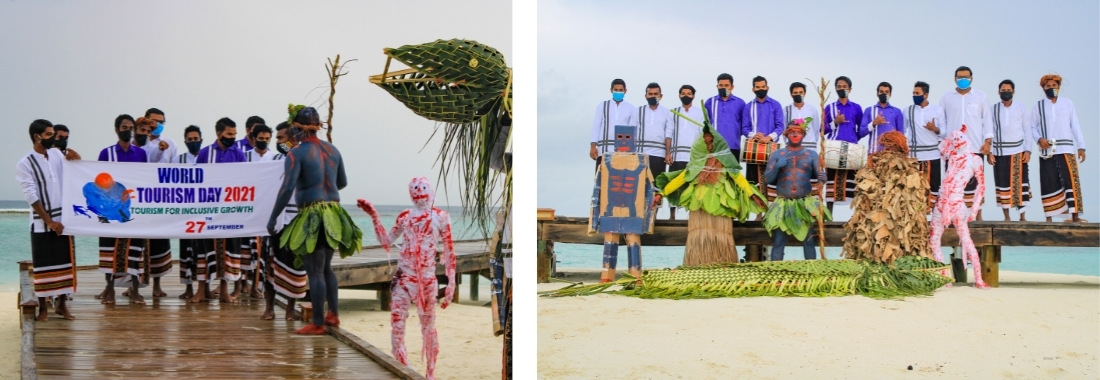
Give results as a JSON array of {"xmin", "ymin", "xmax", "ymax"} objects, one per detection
[
  {"xmin": 190, "ymin": 117, "xmax": 246, "ymax": 304},
  {"xmin": 823, "ymin": 76, "xmax": 862, "ymax": 212},
  {"xmin": 741, "ymin": 76, "xmax": 785, "ymax": 205},
  {"xmin": 95, "ymin": 114, "xmax": 149, "ymax": 306},
  {"xmin": 859, "ymin": 82, "xmax": 905, "ymax": 153},
  {"xmin": 235, "ymin": 116, "xmax": 263, "ymax": 152},
  {"xmin": 703, "ymin": 73, "xmax": 746, "ymax": 159}
]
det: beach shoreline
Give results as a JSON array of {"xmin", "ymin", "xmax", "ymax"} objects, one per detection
[{"xmin": 538, "ymin": 270, "xmax": 1100, "ymax": 379}]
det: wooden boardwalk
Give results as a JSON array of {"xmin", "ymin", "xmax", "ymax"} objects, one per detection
[{"xmin": 19, "ymin": 264, "xmax": 423, "ymax": 380}]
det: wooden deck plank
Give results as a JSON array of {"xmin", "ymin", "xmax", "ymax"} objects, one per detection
[{"xmin": 21, "ymin": 266, "xmax": 413, "ymax": 379}]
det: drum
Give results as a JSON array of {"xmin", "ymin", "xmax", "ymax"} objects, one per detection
[
  {"xmin": 823, "ymin": 140, "xmax": 867, "ymax": 170},
  {"xmin": 740, "ymin": 140, "xmax": 777, "ymax": 164}
]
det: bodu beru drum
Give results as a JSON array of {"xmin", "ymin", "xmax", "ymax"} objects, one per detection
[{"xmin": 822, "ymin": 139, "xmax": 867, "ymax": 170}]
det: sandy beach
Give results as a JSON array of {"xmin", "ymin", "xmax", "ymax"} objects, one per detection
[
  {"xmin": 0, "ymin": 279, "xmax": 503, "ymax": 379},
  {"xmin": 538, "ymin": 270, "xmax": 1100, "ymax": 379}
]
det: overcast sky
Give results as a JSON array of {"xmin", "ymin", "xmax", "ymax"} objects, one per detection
[
  {"xmin": 0, "ymin": 0, "xmax": 511, "ymax": 208},
  {"xmin": 538, "ymin": 0, "xmax": 1100, "ymax": 222}
]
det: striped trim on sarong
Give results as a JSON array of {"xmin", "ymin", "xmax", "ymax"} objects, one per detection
[
  {"xmin": 264, "ymin": 232, "xmax": 308, "ymax": 299},
  {"xmin": 993, "ymin": 153, "xmax": 1031, "ymax": 209},
  {"xmin": 148, "ymin": 238, "xmax": 173, "ymax": 279},
  {"xmin": 31, "ymin": 232, "xmax": 76, "ymax": 298},
  {"xmin": 178, "ymin": 239, "xmax": 194, "ymax": 285},
  {"xmin": 918, "ymin": 159, "xmax": 942, "ymax": 211},
  {"xmin": 221, "ymin": 238, "xmax": 243, "ymax": 281},
  {"xmin": 98, "ymin": 237, "xmax": 147, "ymax": 286},
  {"xmin": 240, "ymin": 238, "xmax": 255, "ymax": 272},
  {"xmin": 188, "ymin": 239, "xmax": 220, "ymax": 283},
  {"xmin": 825, "ymin": 168, "xmax": 856, "ymax": 204},
  {"xmin": 1039, "ymin": 153, "xmax": 1082, "ymax": 218}
]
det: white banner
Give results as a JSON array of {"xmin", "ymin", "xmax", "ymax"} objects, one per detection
[{"xmin": 61, "ymin": 160, "xmax": 283, "ymax": 238}]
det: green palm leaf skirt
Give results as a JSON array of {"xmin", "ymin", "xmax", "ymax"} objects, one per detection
[
  {"xmin": 763, "ymin": 196, "xmax": 831, "ymax": 241},
  {"xmin": 541, "ymin": 256, "xmax": 953, "ymax": 300},
  {"xmin": 279, "ymin": 202, "xmax": 364, "ymax": 267}
]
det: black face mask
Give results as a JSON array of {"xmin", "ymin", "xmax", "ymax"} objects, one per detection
[
  {"xmin": 39, "ymin": 135, "xmax": 55, "ymax": 149},
  {"xmin": 118, "ymin": 130, "xmax": 132, "ymax": 142},
  {"xmin": 680, "ymin": 96, "xmax": 693, "ymax": 106},
  {"xmin": 134, "ymin": 134, "xmax": 149, "ymax": 145},
  {"xmin": 219, "ymin": 137, "xmax": 235, "ymax": 149},
  {"xmin": 185, "ymin": 141, "xmax": 202, "ymax": 155},
  {"xmin": 718, "ymin": 88, "xmax": 728, "ymax": 98},
  {"xmin": 878, "ymin": 94, "xmax": 889, "ymax": 104},
  {"xmin": 1044, "ymin": 88, "xmax": 1057, "ymax": 99},
  {"xmin": 54, "ymin": 139, "xmax": 67, "ymax": 151},
  {"xmin": 255, "ymin": 141, "xmax": 269, "ymax": 151},
  {"xmin": 646, "ymin": 97, "xmax": 658, "ymax": 106},
  {"xmin": 837, "ymin": 89, "xmax": 848, "ymax": 99},
  {"xmin": 999, "ymin": 91, "xmax": 1013, "ymax": 101},
  {"xmin": 754, "ymin": 89, "xmax": 768, "ymax": 99},
  {"xmin": 792, "ymin": 94, "xmax": 803, "ymax": 103}
]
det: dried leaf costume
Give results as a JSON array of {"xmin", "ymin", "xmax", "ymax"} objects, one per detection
[
  {"xmin": 360, "ymin": 178, "xmax": 456, "ymax": 380},
  {"xmin": 930, "ymin": 126, "xmax": 988, "ymax": 288},
  {"xmin": 843, "ymin": 131, "xmax": 933, "ymax": 264},
  {"xmin": 656, "ymin": 107, "xmax": 767, "ymax": 266}
]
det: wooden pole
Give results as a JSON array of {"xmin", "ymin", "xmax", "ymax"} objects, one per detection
[{"xmin": 981, "ymin": 245, "xmax": 1000, "ymax": 287}]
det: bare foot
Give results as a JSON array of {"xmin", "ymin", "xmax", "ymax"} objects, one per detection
[
  {"xmin": 55, "ymin": 304, "xmax": 75, "ymax": 320},
  {"xmin": 129, "ymin": 293, "xmax": 146, "ymax": 305},
  {"xmin": 122, "ymin": 289, "xmax": 130, "ymax": 297},
  {"xmin": 187, "ymin": 293, "xmax": 209, "ymax": 303},
  {"xmin": 220, "ymin": 294, "xmax": 238, "ymax": 303},
  {"xmin": 178, "ymin": 290, "xmax": 194, "ymax": 299},
  {"xmin": 36, "ymin": 309, "xmax": 48, "ymax": 322},
  {"xmin": 286, "ymin": 309, "xmax": 302, "ymax": 321},
  {"xmin": 95, "ymin": 288, "xmax": 107, "ymax": 299},
  {"xmin": 153, "ymin": 288, "xmax": 168, "ymax": 298},
  {"xmin": 248, "ymin": 288, "xmax": 263, "ymax": 299},
  {"xmin": 101, "ymin": 290, "xmax": 116, "ymax": 305},
  {"xmin": 261, "ymin": 309, "xmax": 275, "ymax": 320}
]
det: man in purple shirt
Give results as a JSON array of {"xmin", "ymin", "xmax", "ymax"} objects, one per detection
[
  {"xmin": 95, "ymin": 114, "xmax": 149, "ymax": 306},
  {"xmin": 859, "ymin": 82, "xmax": 905, "ymax": 153},
  {"xmin": 190, "ymin": 117, "xmax": 247, "ymax": 304},
  {"xmin": 822, "ymin": 76, "xmax": 863, "ymax": 212},
  {"xmin": 741, "ymin": 76, "xmax": 786, "ymax": 204},
  {"xmin": 703, "ymin": 73, "xmax": 746, "ymax": 160},
  {"xmin": 235, "ymin": 115, "xmax": 263, "ymax": 152}
]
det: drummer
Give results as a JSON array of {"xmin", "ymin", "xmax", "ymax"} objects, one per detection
[
  {"xmin": 740, "ymin": 75, "xmax": 785, "ymax": 206},
  {"xmin": 905, "ymin": 81, "xmax": 947, "ymax": 211},
  {"xmin": 823, "ymin": 76, "xmax": 863, "ymax": 213},
  {"xmin": 859, "ymin": 82, "xmax": 905, "ymax": 153}
]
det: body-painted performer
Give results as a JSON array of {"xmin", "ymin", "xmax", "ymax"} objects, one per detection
[
  {"xmin": 938, "ymin": 66, "xmax": 992, "ymax": 220},
  {"xmin": 984, "ymin": 79, "xmax": 1033, "ymax": 221},
  {"xmin": 95, "ymin": 114, "xmax": 148, "ymax": 305},
  {"xmin": 17, "ymin": 119, "xmax": 77, "ymax": 321},
  {"xmin": 741, "ymin": 76, "xmax": 785, "ymax": 205},
  {"xmin": 666, "ymin": 84, "xmax": 703, "ymax": 220},
  {"xmin": 763, "ymin": 121, "xmax": 830, "ymax": 260},
  {"xmin": 906, "ymin": 81, "xmax": 948, "ymax": 211},
  {"xmin": 267, "ymin": 106, "xmax": 362, "ymax": 335},
  {"xmin": 822, "ymin": 76, "xmax": 863, "ymax": 212},
  {"xmin": 260, "ymin": 123, "xmax": 306, "ymax": 321},
  {"xmin": 859, "ymin": 82, "xmax": 905, "ymax": 154},
  {"xmin": 1031, "ymin": 74, "xmax": 1086, "ymax": 222},
  {"xmin": 590, "ymin": 78, "xmax": 637, "ymax": 171},
  {"xmin": 189, "ymin": 117, "xmax": 246, "ymax": 303},
  {"xmin": 930, "ymin": 125, "xmax": 988, "ymax": 288},
  {"xmin": 359, "ymin": 177, "xmax": 456, "ymax": 380},
  {"xmin": 589, "ymin": 125, "xmax": 659, "ymax": 282}
]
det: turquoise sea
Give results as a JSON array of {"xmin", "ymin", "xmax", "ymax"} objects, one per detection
[
  {"xmin": 0, "ymin": 200, "xmax": 486, "ymax": 291},
  {"xmin": 553, "ymin": 243, "xmax": 1100, "ymax": 277}
]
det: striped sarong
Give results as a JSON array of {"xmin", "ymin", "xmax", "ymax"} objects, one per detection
[
  {"xmin": 1039, "ymin": 153, "xmax": 1082, "ymax": 218},
  {"xmin": 31, "ymin": 232, "xmax": 76, "ymax": 298}
]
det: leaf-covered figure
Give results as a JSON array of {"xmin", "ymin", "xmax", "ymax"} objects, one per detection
[
  {"xmin": 656, "ymin": 105, "xmax": 767, "ymax": 265},
  {"xmin": 843, "ymin": 131, "xmax": 932, "ymax": 263}
]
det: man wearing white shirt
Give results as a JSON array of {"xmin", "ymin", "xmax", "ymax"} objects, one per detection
[
  {"xmin": 174, "ymin": 125, "xmax": 202, "ymax": 300},
  {"xmin": 175, "ymin": 125, "xmax": 202, "ymax": 164},
  {"xmin": 938, "ymin": 66, "xmax": 992, "ymax": 220},
  {"xmin": 589, "ymin": 78, "xmax": 636, "ymax": 169},
  {"xmin": 984, "ymin": 80, "xmax": 1033, "ymax": 221},
  {"xmin": 666, "ymin": 84, "xmax": 703, "ymax": 220},
  {"xmin": 785, "ymin": 82, "xmax": 820, "ymax": 153},
  {"xmin": 635, "ymin": 83, "xmax": 673, "ymax": 185},
  {"xmin": 244, "ymin": 124, "xmax": 281, "ymax": 162},
  {"xmin": 906, "ymin": 81, "xmax": 947, "ymax": 210},
  {"xmin": 1031, "ymin": 74, "xmax": 1086, "ymax": 223},
  {"xmin": 242, "ymin": 124, "xmax": 278, "ymax": 299},
  {"xmin": 145, "ymin": 108, "xmax": 177, "ymax": 164}
]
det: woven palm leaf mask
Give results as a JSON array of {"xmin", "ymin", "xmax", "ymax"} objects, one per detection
[{"xmin": 370, "ymin": 39, "xmax": 511, "ymax": 123}]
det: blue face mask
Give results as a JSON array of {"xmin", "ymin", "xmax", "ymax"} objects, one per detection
[
  {"xmin": 913, "ymin": 95, "xmax": 925, "ymax": 105},
  {"xmin": 956, "ymin": 78, "xmax": 972, "ymax": 90},
  {"xmin": 152, "ymin": 122, "xmax": 165, "ymax": 136},
  {"xmin": 612, "ymin": 91, "xmax": 625, "ymax": 102}
]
